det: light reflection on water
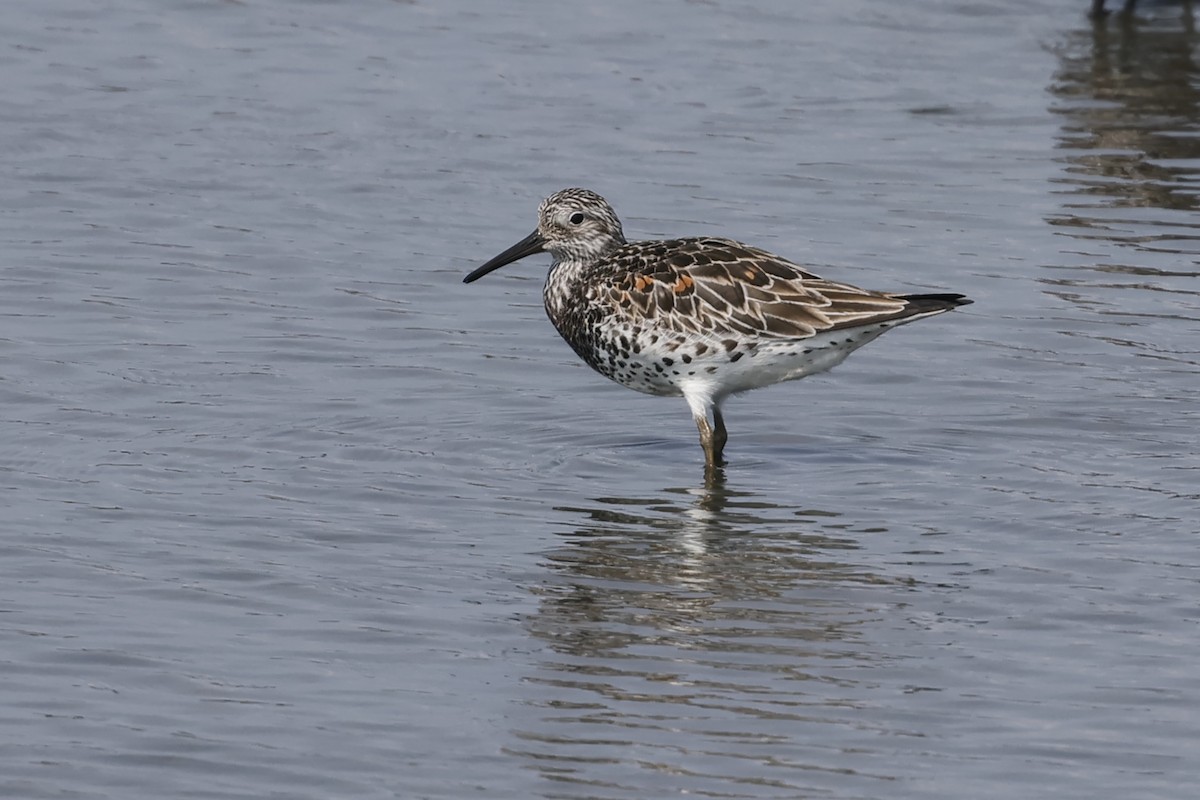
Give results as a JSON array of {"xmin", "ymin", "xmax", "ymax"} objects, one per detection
[
  {"xmin": 1045, "ymin": 8, "xmax": 1200, "ymax": 374},
  {"xmin": 1049, "ymin": 7, "xmax": 1200, "ymax": 241},
  {"xmin": 514, "ymin": 479, "xmax": 918, "ymax": 797}
]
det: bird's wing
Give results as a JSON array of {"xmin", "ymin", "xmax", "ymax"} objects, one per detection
[{"xmin": 599, "ymin": 238, "xmax": 910, "ymax": 339}]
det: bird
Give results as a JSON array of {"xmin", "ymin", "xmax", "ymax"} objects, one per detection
[{"xmin": 463, "ymin": 188, "xmax": 971, "ymax": 471}]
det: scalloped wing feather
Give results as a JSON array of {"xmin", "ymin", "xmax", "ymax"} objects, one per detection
[{"xmin": 602, "ymin": 238, "xmax": 910, "ymax": 341}]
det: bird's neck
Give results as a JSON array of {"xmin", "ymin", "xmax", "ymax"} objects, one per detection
[
  {"xmin": 543, "ymin": 257, "xmax": 588, "ymax": 321},
  {"xmin": 543, "ymin": 236, "xmax": 625, "ymax": 322}
]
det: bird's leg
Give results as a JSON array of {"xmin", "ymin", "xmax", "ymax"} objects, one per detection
[
  {"xmin": 712, "ymin": 406, "xmax": 728, "ymax": 466},
  {"xmin": 693, "ymin": 409, "xmax": 728, "ymax": 470},
  {"xmin": 694, "ymin": 413, "xmax": 717, "ymax": 468},
  {"xmin": 685, "ymin": 392, "xmax": 727, "ymax": 470}
]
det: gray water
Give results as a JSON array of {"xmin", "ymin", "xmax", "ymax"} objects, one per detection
[{"xmin": 2, "ymin": 1, "xmax": 1198, "ymax": 798}]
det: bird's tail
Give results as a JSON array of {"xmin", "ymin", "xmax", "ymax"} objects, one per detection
[{"xmin": 895, "ymin": 293, "xmax": 973, "ymax": 313}]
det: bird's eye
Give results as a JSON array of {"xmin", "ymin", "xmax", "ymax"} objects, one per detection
[{"xmin": 568, "ymin": 212, "xmax": 585, "ymax": 225}]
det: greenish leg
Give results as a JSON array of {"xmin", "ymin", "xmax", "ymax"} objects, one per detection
[{"xmin": 694, "ymin": 408, "xmax": 729, "ymax": 469}]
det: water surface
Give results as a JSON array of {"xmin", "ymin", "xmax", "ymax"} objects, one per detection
[{"xmin": 2, "ymin": 1, "xmax": 1198, "ymax": 798}]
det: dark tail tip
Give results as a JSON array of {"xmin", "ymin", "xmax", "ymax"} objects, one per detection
[{"xmin": 898, "ymin": 293, "xmax": 973, "ymax": 312}]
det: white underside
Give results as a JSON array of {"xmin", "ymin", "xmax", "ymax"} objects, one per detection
[{"xmin": 676, "ymin": 322, "xmax": 897, "ymax": 421}]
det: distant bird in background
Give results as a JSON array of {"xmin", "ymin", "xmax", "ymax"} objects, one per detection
[{"xmin": 1091, "ymin": 0, "xmax": 1137, "ymax": 17}]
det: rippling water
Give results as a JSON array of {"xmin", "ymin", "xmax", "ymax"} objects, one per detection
[{"xmin": 2, "ymin": 1, "xmax": 1198, "ymax": 798}]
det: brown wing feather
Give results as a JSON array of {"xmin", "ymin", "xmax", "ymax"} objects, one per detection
[{"xmin": 602, "ymin": 237, "xmax": 910, "ymax": 341}]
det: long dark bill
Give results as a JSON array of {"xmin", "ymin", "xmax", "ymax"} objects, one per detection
[{"xmin": 462, "ymin": 229, "xmax": 546, "ymax": 284}]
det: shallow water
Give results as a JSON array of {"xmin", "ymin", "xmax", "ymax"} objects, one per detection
[{"xmin": 2, "ymin": 1, "xmax": 1198, "ymax": 798}]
